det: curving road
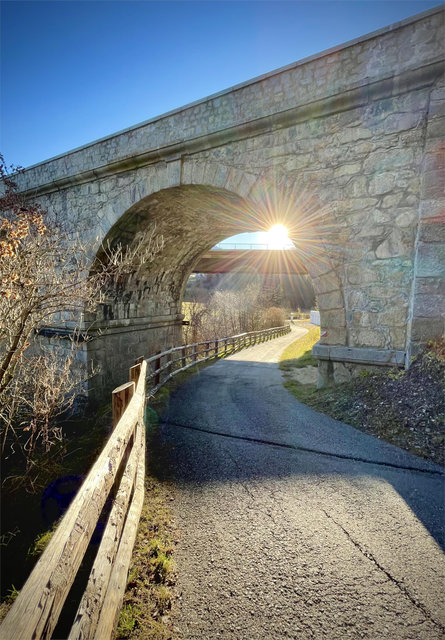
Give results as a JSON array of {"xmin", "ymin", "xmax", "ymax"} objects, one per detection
[{"xmin": 159, "ymin": 327, "xmax": 445, "ymax": 640}]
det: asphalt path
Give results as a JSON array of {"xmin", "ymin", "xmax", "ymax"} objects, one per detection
[{"xmin": 159, "ymin": 327, "xmax": 445, "ymax": 640}]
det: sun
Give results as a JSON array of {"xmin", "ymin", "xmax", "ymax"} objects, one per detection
[{"xmin": 267, "ymin": 224, "xmax": 290, "ymax": 249}]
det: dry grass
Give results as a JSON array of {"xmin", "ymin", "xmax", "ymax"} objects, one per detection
[
  {"xmin": 115, "ymin": 407, "xmax": 178, "ymax": 640},
  {"xmin": 279, "ymin": 323, "xmax": 320, "ymax": 370}
]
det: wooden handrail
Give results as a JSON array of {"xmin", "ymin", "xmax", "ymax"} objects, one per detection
[
  {"xmin": 0, "ymin": 323, "xmax": 290, "ymax": 640},
  {"xmin": 144, "ymin": 324, "xmax": 291, "ymax": 397},
  {"xmin": 0, "ymin": 361, "xmax": 147, "ymax": 640}
]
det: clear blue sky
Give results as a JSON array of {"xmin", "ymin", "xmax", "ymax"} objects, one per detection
[{"xmin": 1, "ymin": 1, "xmax": 441, "ymax": 169}]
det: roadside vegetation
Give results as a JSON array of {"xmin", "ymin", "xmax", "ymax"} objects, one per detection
[
  {"xmin": 0, "ymin": 154, "xmax": 163, "ymax": 481},
  {"xmin": 281, "ymin": 325, "xmax": 445, "ymax": 466},
  {"xmin": 0, "ymin": 405, "xmax": 112, "ymax": 621},
  {"xmin": 182, "ymin": 283, "xmax": 289, "ymax": 345},
  {"xmin": 116, "ymin": 405, "xmax": 178, "ymax": 640},
  {"xmin": 280, "ymin": 323, "xmax": 320, "ymax": 370}
]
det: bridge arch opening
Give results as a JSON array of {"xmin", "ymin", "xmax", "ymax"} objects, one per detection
[
  {"xmin": 87, "ymin": 182, "xmax": 342, "ymax": 399},
  {"xmin": 183, "ymin": 228, "xmax": 317, "ymax": 343}
]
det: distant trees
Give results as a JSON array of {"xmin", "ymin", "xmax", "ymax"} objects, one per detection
[
  {"xmin": 184, "ymin": 271, "xmax": 315, "ymax": 310},
  {"xmin": 261, "ymin": 306, "xmax": 286, "ymax": 329},
  {"xmin": 183, "ymin": 283, "xmax": 287, "ymax": 345}
]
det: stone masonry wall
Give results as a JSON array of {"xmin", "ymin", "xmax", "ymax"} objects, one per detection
[
  {"xmin": 408, "ymin": 72, "xmax": 445, "ymax": 359},
  {"xmin": 12, "ymin": 7, "xmax": 444, "ymax": 397}
]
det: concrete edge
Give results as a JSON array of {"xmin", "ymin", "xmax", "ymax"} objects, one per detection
[{"xmin": 312, "ymin": 342, "xmax": 406, "ymax": 367}]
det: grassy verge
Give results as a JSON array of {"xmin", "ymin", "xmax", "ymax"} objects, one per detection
[
  {"xmin": 116, "ymin": 396, "xmax": 181, "ymax": 639},
  {"xmin": 279, "ymin": 323, "xmax": 320, "ymax": 370},
  {"xmin": 280, "ymin": 330, "xmax": 445, "ymax": 466}
]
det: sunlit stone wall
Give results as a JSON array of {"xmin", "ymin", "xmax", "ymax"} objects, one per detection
[{"xmin": 15, "ymin": 7, "xmax": 444, "ymax": 396}]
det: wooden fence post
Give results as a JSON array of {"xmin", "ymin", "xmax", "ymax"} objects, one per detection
[
  {"xmin": 167, "ymin": 351, "xmax": 172, "ymax": 377},
  {"xmin": 192, "ymin": 344, "xmax": 197, "ymax": 363},
  {"xmin": 181, "ymin": 346, "xmax": 186, "ymax": 368},
  {"xmin": 154, "ymin": 351, "xmax": 161, "ymax": 386},
  {"xmin": 112, "ymin": 382, "xmax": 135, "ymax": 429},
  {"xmin": 215, "ymin": 339, "xmax": 219, "ymax": 357},
  {"xmin": 129, "ymin": 363, "xmax": 142, "ymax": 385}
]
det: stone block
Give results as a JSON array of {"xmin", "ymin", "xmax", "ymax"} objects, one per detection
[
  {"xmin": 419, "ymin": 198, "xmax": 444, "ymax": 221},
  {"xmin": 346, "ymin": 265, "xmax": 377, "ymax": 285},
  {"xmin": 337, "ymin": 127, "xmax": 372, "ymax": 144},
  {"xmin": 426, "ymin": 118, "xmax": 445, "ymax": 141},
  {"xmin": 419, "ymin": 220, "xmax": 445, "ymax": 243},
  {"xmin": 317, "ymin": 290, "xmax": 344, "ymax": 310},
  {"xmin": 363, "ymin": 148, "xmax": 414, "ymax": 173},
  {"xmin": 383, "ymin": 112, "xmax": 423, "ymax": 133},
  {"xmin": 343, "ymin": 197, "xmax": 379, "ymax": 212},
  {"xmin": 368, "ymin": 172, "xmax": 396, "ymax": 195},
  {"xmin": 321, "ymin": 309, "xmax": 346, "ymax": 328},
  {"xmin": 413, "ymin": 294, "xmax": 445, "ymax": 318},
  {"xmin": 395, "ymin": 209, "xmax": 417, "ymax": 228},
  {"xmin": 181, "ymin": 161, "xmax": 193, "ymax": 184},
  {"xmin": 350, "ymin": 328, "xmax": 386, "ymax": 348},
  {"xmin": 307, "ymin": 259, "xmax": 335, "ymax": 278},
  {"xmin": 334, "ymin": 163, "xmax": 361, "ymax": 177},
  {"xmin": 317, "ymin": 360, "xmax": 334, "ymax": 389},
  {"xmin": 191, "ymin": 162, "xmax": 206, "ymax": 185},
  {"xmin": 333, "ymin": 362, "xmax": 352, "ymax": 384},
  {"xmin": 377, "ymin": 307, "xmax": 408, "ymax": 327},
  {"xmin": 415, "ymin": 276, "xmax": 445, "ymax": 296},
  {"xmin": 416, "ymin": 242, "xmax": 445, "ymax": 277},
  {"xmin": 388, "ymin": 327, "xmax": 407, "ymax": 350},
  {"xmin": 312, "ymin": 271, "xmax": 341, "ymax": 294},
  {"xmin": 357, "ymin": 222, "xmax": 385, "ymax": 238},
  {"xmin": 352, "ymin": 311, "xmax": 378, "ymax": 328},
  {"xmin": 410, "ymin": 317, "xmax": 445, "ymax": 343},
  {"xmin": 346, "ymin": 176, "xmax": 368, "ymax": 198},
  {"xmin": 421, "ymin": 169, "xmax": 445, "ymax": 200},
  {"xmin": 323, "ymin": 328, "xmax": 347, "ymax": 345},
  {"xmin": 375, "ymin": 230, "xmax": 410, "ymax": 259},
  {"xmin": 312, "ymin": 343, "xmax": 405, "ymax": 365},
  {"xmin": 167, "ymin": 159, "xmax": 181, "ymax": 187}
]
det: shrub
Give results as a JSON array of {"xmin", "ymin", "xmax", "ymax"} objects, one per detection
[{"xmin": 262, "ymin": 306, "xmax": 286, "ymax": 328}]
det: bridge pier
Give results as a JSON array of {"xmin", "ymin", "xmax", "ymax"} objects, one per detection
[{"xmin": 86, "ymin": 314, "xmax": 183, "ymax": 402}]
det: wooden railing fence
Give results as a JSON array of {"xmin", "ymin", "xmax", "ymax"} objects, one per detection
[
  {"xmin": 0, "ymin": 324, "xmax": 290, "ymax": 640},
  {"xmin": 0, "ymin": 361, "xmax": 147, "ymax": 640},
  {"xmin": 146, "ymin": 325, "xmax": 291, "ymax": 396}
]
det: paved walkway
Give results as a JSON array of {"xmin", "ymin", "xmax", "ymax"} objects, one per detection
[{"xmin": 160, "ymin": 328, "xmax": 445, "ymax": 640}]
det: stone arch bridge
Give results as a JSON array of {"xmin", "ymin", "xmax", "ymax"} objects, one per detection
[{"xmin": 16, "ymin": 7, "xmax": 444, "ymax": 398}]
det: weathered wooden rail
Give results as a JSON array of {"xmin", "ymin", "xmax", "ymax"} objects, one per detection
[
  {"xmin": 146, "ymin": 325, "xmax": 291, "ymax": 396},
  {"xmin": 0, "ymin": 324, "xmax": 290, "ymax": 639},
  {"xmin": 0, "ymin": 361, "xmax": 147, "ymax": 640}
]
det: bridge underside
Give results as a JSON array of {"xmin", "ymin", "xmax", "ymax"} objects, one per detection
[{"xmin": 192, "ymin": 249, "xmax": 308, "ymax": 275}]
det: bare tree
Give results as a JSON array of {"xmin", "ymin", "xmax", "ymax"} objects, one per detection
[
  {"xmin": 184, "ymin": 283, "xmax": 286, "ymax": 343},
  {"xmin": 0, "ymin": 155, "xmax": 163, "ymax": 468}
]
